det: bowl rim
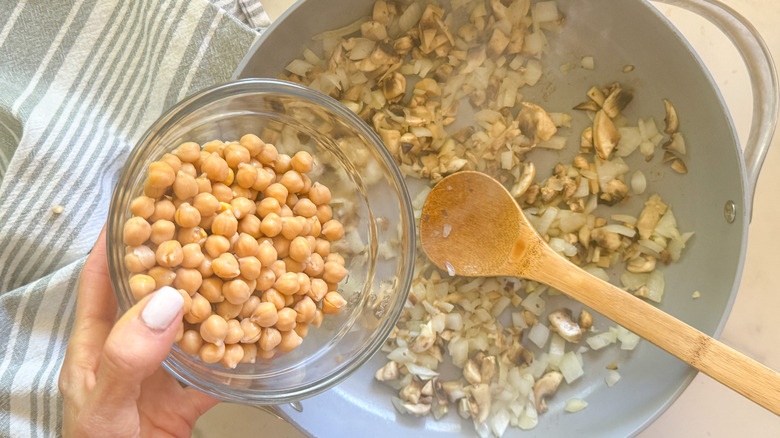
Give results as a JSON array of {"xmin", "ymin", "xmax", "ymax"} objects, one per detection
[{"xmin": 107, "ymin": 77, "xmax": 417, "ymax": 404}]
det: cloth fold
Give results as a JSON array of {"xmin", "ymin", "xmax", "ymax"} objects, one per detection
[{"xmin": 0, "ymin": 0, "xmax": 263, "ymax": 435}]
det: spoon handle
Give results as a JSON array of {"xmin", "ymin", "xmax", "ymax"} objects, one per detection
[{"xmin": 529, "ymin": 247, "xmax": 780, "ymax": 416}]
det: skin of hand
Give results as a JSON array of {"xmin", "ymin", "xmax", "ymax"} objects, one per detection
[{"xmin": 58, "ymin": 228, "xmax": 218, "ymax": 437}]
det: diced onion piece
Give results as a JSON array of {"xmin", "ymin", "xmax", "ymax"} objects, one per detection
[
  {"xmin": 489, "ymin": 408, "xmax": 511, "ymax": 437},
  {"xmin": 606, "ymin": 370, "xmax": 622, "ymax": 387},
  {"xmin": 585, "ymin": 330, "xmax": 617, "ymax": 350},
  {"xmin": 522, "ymin": 291, "xmax": 546, "ymax": 316},
  {"xmin": 539, "ymin": 135, "xmax": 567, "ymax": 150},
  {"xmin": 645, "ymin": 269, "xmax": 665, "ymax": 303},
  {"xmin": 285, "ymin": 59, "xmax": 313, "ymax": 77},
  {"xmin": 559, "ymin": 351, "xmax": 584, "ymax": 383},
  {"xmin": 565, "ymin": 398, "xmax": 588, "ymax": 412},
  {"xmin": 405, "ymin": 363, "xmax": 439, "ymax": 379},
  {"xmin": 524, "ymin": 59, "xmax": 543, "ymax": 85},
  {"xmin": 630, "ymin": 170, "xmax": 647, "ymax": 194},
  {"xmin": 518, "ymin": 402, "xmax": 539, "ymax": 430},
  {"xmin": 548, "ymin": 334, "xmax": 566, "ymax": 368},
  {"xmin": 534, "ymin": 1, "xmax": 559, "ymax": 22},
  {"xmin": 584, "ymin": 266, "xmax": 609, "ymax": 282},
  {"xmin": 616, "ymin": 326, "xmax": 641, "ymax": 350},
  {"xmin": 528, "ymin": 323, "xmax": 550, "ymax": 348},
  {"xmin": 602, "ymin": 224, "xmax": 636, "ymax": 237},
  {"xmin": 621, "ymin": 271, "xmax": 649, "ymax": 291},
  {"xmin": 580, "ymin": 56, "xmax": 595, "ymax": 70}
]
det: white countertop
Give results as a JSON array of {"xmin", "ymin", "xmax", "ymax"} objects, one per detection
[{"xmin": 195, "ymin": 1, "xmax": 780, "ymax": 436}]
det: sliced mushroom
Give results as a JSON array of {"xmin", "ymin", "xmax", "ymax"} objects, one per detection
[
  {"xmin": 382, "ymin": 71, "xmax": 405, "ymax": 101},
  {"xmin": 573, "ymin": 100, "xmax": 600, "ymax": 112},
  {"xmin": 636, "ymin": 194, "xmax": 668, "ymax": 240},
  {"xmin": 402, "ymin": 402, "xmax": 432, "ymax": 416},
  {"xmin": 593, "ymin": 110, "xmax": 621, "ymax": 160},
  {"xmin": 457, "ymin": 397, "xmax": 470, "ymax": 419},
  {"xmin": 548, "ymin": 309, "xmax": 582, "ymax": 343},
  {"xmin": 627, "ymin": 255, "xmax": 657, "ymax": 273},
  {"xmin": 410, "ymin": 321, "xmax": 436, "ymax": 353},
  {"xmin": 663, "ymin": 132, "xmax": 686, "ymax": 155},
  {"xmin": 372, "ymin": 0, "xmax": 391, "ymax": 24},
  {"xmin": 421, "ymin": 379, "xmax": 434, "ymax": 397},
  {"xmin": 590, "ymin": 227, "xmax": 622, "ymax": 252},
  {"xmin": 533, "ymin": 371, "xmax": 563, "ymax": 414},
  {"xmin": 418, "ymin": 4, "xmax": 444, "ymax": 54},
  {"xmin": 602, "ymin": 84, "xmax": 633, "ymax": 118},
  {"xmin": 441, "ymin": 380, "xmax": 466, "ymax": 402},
  {"xmin": 487, "ymin": 28, "xmax": 510, "ymax": 57},
  {"xmin": 510, "ymin": 162, "xmax": 536, "ymax": 198},
  {"xmin": 393, "ymin": 35, "xmax": 413, "ymax": 55},
  {"xmin": 586, "ymin": 85, "xmax": 606, "ymax": 106},
  {"xmin": 480, "ymin": 355, "xmax": 496, "ymax": 383},
  {"xmin": 467, "ymin": 383, "xmax": 491, "ymax": 424},
  {"xmin": 400, "ymin": 379, "xmax": 423, "ymax": 404},
  {"xmin": 517, "ymin": 102, "xmax": 557, "ymax": 142},
  {"xmin": 670, "ymin": 158, "xmax": 688, "ymax": 174},
  {"xmin": 663, "ymin": 98, "xmax": 679, "ymax": 134},
  {"xmin": 578, "ymin": 309, "xmax": 593, "ymax": 330},
  {"xmin": 375, "ymin": 360, "xmax": 399, "ymax": 381},
  {"xmin": 361, "ymin": 21, "xmax": 388, "ymax": 41},
  {"xmin": 600, "ymin": 179, "xmax": 629, "ymax": 205},
  {"xmin": 463, "ymin": 358, "xmax": 482, "ymax": 385}
]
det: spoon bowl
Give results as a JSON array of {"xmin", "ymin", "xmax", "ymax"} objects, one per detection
[{"xmin": 420, "ymin": 171, "xmax": 780, "ymax": 416}]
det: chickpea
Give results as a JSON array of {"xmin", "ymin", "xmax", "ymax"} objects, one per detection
[
  {"xmin": 200, "ymin": 314, "xmax": 228, "ymax": 344},
  {"xmin": 304, "ymin": 253, "xmax": 324, "ymax": 277},
  {"xmin": 220, "ymin": 343, "xmax": 245, "ymax": 369},
  {"xmin": 237, "ymin": 214, "xmax": 262, "ymax": 238},
  {"xmin": 211, "ymin": 210, "xmax": 238, "ymax": 237},
  {"xmin": 174, "ymin": 141, "xmax": 201, "ymax": 163},
  {"xmin": 222, "ymin": 278, "xmax": 251, "ymax": 305},
  {"xmin": 237, "ymin": 295, "xmax": 260, "ymax": 320},
  {"xmin": 211, "ymin": 182, "xmax": 233, "ymax": 203},
  {"xmin": 155, "ymin": 240, "xmax": 183, "ymax": 268},
  {"xmin": 129, "ymin": 196, "xmax": 156, "ymax": 219},
  {"xmin": 308, "ymin": 279, "xmax": 328, "ymax": 302},
  {"xmin": 323, "ymin": 262, "xmax": 348, "ymax": 285},
  {"xmin": 199, "ymin": 342, "xmax": 225, "ymax": 364},
  {"xmin": 256, "ymin": 268, "xmax": 276, "ymax": 292},
  {"xmin": 297, "ymin": 272, "xmax": 311, "ymax": 296},
  {"xmin": 258, "ymin": 327, "xmax": 282, "ymax": 351},
  {"xmin": 278, "ymin": 330, "xmax": 303, "ymax": 353},
  {"xmin": 275, "ymin": 308, "xmax": 297, "ymax": 332},
  {"xmin": 274, "ymin": 272, "xmax": 299, "ymax": 296},
  {"xmin": 279, "ymin": 170, "xmax": 304, "ymax": 193},
  {"xmin": 250, "ymin": 167, "xmax": 273, "ymax": 192},
  {"xmin": 270, "ymin": 260, "xmax": 287, "ymax": 279},
  {"xmin": 255, "ymin": 240, "xmax": 277, "ymax": 267},
  {"xmin": 240, "ymin": 343, "xmax": 258, "ymax": 364},
  {"xmin": 160, "ymin": 153, "xmax": 182, "ymax": 173},
  {"xmin": 285, "ymin": 193, "xmax": 299, "ymax": 209},
  {"xmin": 292, "ymin": 199, "xmax": 317, "ymax": 218},
  {"xmin": 129, "ymin": 274, "xmax": 156, "ymax": 301},
  {"xmin": 197, "ymin": 255, "xmax": 214, "ymax": 278},
  {"xmin": 202, "ymin": 140, "xmax": 225, "ymax": 156},
  {"xmin": 204, "ymin": 234, "xmax": 230, "ymax": 258},
  {"xmin": 308, "ymin": 181, "xmax": 332, "ymax": 205},
  {"xmin": 259, "ymin": 212, "xmax": 282, "ymax": 237},
  {"xmin": 202, "ymin": 152, "xmax": 229, "ymax": 182},
  {"xmin": 325, "ymin": 253, "xmax": 345, "ymax": 266},
  {"xmin": 213, "ymin": 300, "xmax": 240, "ymax": 321},
  {"xmin": 322, "ymin": 291, "xmax": 347, "ymax": 314},
  {"xmin": 172, "ymin": 171, "xmax": 198, "ymax": 200},
  {"xmin": 200, "ymin": 277, "xmax": 225, "ymax": 303},
  {"xmin": 251, "ymin": 302, "xmax": 279, "ymax": 328},
  {"xmin": 294, "ymin": 296, "xmax": 317, "ymax": 324},
  {"xmin": 261, "ymin": 288, "xmax": 286, "ymax": 310},
  {"xmin": 315, "ymin": 204, "xmax": 332, "ymax": 224},
  {"xmin": 280, "ymin": 216, "xmax": 305, "ymax": 240},
  {"xmin": 256, "ymin": 197, "xmax": 281, "ymax": 219},
  {"xmin": 257, "ymin": 143, "xmax": 278, "ymax": 165},
  {"xmin": 184, "ymin": 293, "xmax": 211, "ymax": 324},
  {"xmin": 238, "ymin": 256, "xmax": 262, "ymax": 281},
  {"xmin": 300, "ymin": 173, "xmax": 312, "ymax": 193},
  {"xmin": 273, "ymin": 236, "xmax": 290, "ymax": 259},
  {"xmin": 321, "ymin": 220, "xmax": 345, "ymax": 241},
  {"xmin": 291, "ymin": 151, "xmax": 314, "ymax": 174},
  {"xmin": 123, "ymin": 217, "xmax": 151, "ymax": 246},
  {"xmin": 230, "ymin": 197, "xmax": 255, "ymax": 220},
  {"xmin": 178, "ymin": 330, "xmax": 203, "ymax": 356},
  {"xmin": 239, "ymin": 320, "xmax": 262, "ymax": 344},
  {"xmin": 288, "ymin": 236, "xmax": 311, "ymax": 263},
  {"xmin": 180, "ymin": 243, "xmax": 205, "ymax": 269},
  {"xmin": 178, "ymin": 227, "xmax": 206, "ymax": 246},
  {"xmin": 308, "ymin": 309, "xmax": 323, "ymax": 329},
  {"xmin": 229, "ymin": 233, "xmax": 256, "ymax": 258},
  {"xmin": 212, "ymin": 253, "xmax": 240, "ymax": 279},
  {"xmin": 178, "ymin": 289, "xmax": 193, "ymax": 314},
  {"xmin": 124, "ymin": 245, "xmax": 155, "ymax": 273},
  {"xmin": 224, "ymin": 143, "xmax": 250, "ymax": 169},
  {"xmin": 143, "ymin": 179, "xmax": 167, "ymax": 198},
  {"xmin": 148, "ymin": 266, "xmax": 176, "ymax": 288},
  {"xmin": 273, "ymin": 154, "xmax": 292, "ymax": 174},
  {"xmin": 147, "ymin": 161, "xmax": 176, "ymax": 189},
  {"xmin": 235, "ymin": 162, "xmax": 258, "ymax": 189},
  {"xmin": 180, "ymin": 162, "xmax": 197, "ymax": 178},
  {"xmin": 283, "ymin": 257, "xmax": 303, "ymax": 273},
  {"xmin": 279, "ymin": 205, "xmax": 293, "ymax": 218},
  {"xmin": 173, "ymin": 268, "xmax": 202, "ymax": 295},
  {"xmin": 174, "ymin": 202, "xmax": 201, "ymax": 228},
  {"xmin": 221, "ymin": 168, "xmax": 235, "ymax": 186},
  {"xmin": 195, "ymin": 175, "xmax": 212, "ymax": 194},
  {"xmin": 239, "ymin": 133, "xmax": 263, "ymax": 156},
  {"xmin": 192, "ymin": 192, "xmax": 219, "ymax": 217},
  {"xmin": 264, "ymin": 183, "xmax": 288, "ymax": 206},
  {"xmin": 224, "ymin": 319, "xmax": 244, "ymax": 345},
  {"xmin": 150, "ymin": 199, "xmax": 176, "ymax": 222},
  {"xmin": 313, "ymin": 238, "xmax": 330, "ymax": 257}
]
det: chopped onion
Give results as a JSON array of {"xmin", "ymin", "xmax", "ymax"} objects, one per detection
[
  {"xmin": 490, "ymin": 408, "xmax": 511, "ymax": 437},
  {"xmin": 539, "ymin": 135, "xmax": 567, "ymax": 150},
  {"xmin": 586, "ymin": 331, "xmax": 617, "ymax": 350},
  {"xmin": 621, "ymin": 271, "xmax": 649, "ymax": 291},
  {"xmin": 559, "ymin": 352, "xmax": 584, "ymax": 383},
  {"xmin": 548, "ymin": 334, "xmax": 566, "ymax": 368},
  {"xmin": 313, "ymin": 17, "xmax": 368, "ymax": 40},
  {"xmin": 645, "ymin": 269, "xmax": 665, "ymax": 303},
  {"xmin": 405, "ymin": 363, "xmax": 439, "ymax": 379},
  {"xmin": 522, "ymin": 291, "xmax": 546, "ymax": 316},
  {"xmin": 602, "ymin": 224, "xmax": 637, "ymax": 237},
  {"xmin": 580, "ymin": 56, "xmax": 595, "ymax": 70},
  {"xmin": 285, "ymin": 59, "xmax": 313, "ymax": 77},
  {"xmin": 528, "ymin": 323, "xmax": 551, "ymax": 348},
  {"xmin": 524, "ymin": 58, "xmax": 543, "ymax": 85},
  {"xmin": 616, "ymin": 326, "xmax": 641, "ymax": 350},
  {"xmin": 533, "ymin": 1, "xmax": 559, "ymax": 22},
  {"xmin": 565, "ymin": 398, "xmax": 588, "ymax": 412},
  {"xmin": 606, "ymin": 370, "xmax": 622, "ymax": 387}
]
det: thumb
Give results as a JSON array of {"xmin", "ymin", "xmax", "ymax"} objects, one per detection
[{"xmin": 90, "ymin": 286, "xmax": 183, "ymax": 416}]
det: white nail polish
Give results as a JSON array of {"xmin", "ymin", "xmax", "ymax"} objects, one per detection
[{"xmin": 141, "ymin": 286, "xmax": 183, "ymax": 330}]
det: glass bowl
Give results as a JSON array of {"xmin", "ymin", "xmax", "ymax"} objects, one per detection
[{"xmin": 106, "ymin": 78, "xmax": 415, "ymax": 404}]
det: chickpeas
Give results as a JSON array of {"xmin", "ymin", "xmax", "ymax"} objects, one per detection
[{"xmin": 124, "ymin": 133, "xmax": 349, "ymax": 369}]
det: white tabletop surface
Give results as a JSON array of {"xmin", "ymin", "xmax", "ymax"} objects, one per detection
[{"xmin": 194, "ymin": 0, "xmax": 780, "ymax": 436}]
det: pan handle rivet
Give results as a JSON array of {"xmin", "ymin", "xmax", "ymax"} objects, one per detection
[{"xmin": 724, "ymin": 201, "xmax": 736, "ymax": 223}]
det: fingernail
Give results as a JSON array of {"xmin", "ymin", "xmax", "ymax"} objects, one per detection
[{"xmin": 141, "ymin": 286, "xmax": 183, "ymax": 330}]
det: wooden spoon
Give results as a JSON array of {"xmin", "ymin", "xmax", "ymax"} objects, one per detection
[{"xmin": 420, "ymin": 171, "xmax": 780, "ymax": 415}]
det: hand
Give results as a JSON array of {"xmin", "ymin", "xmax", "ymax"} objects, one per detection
[{"xmin": 59, "ymin": 228, "xmax": 218, "ymax": 437}]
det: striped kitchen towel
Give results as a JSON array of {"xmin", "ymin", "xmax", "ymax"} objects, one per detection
[{"xmin": 0, "ymin": 0, "xmax": 265, "ymax": 436}]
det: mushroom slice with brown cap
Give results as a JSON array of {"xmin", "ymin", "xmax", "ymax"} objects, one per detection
[
  {"xmin": 510, "ymin": 162, "xmax": 536, "ymax": 198},
  {"xmin": 663, "ymin": 98, "xmax": 679, "ymax": 133},
  {"xmin": 548, "ymin": 309, "xmax": 583, "ymax": 343},
  {"xmin": 517, "ymin": 102, "xmax": 557, "ymax": 143},
  {"xmin": 593, "ymin": 110, "xmax": 621, "ymax": 160},
  {"xmin": 467, "ymin": 383, "xmax": 491, "ymax": 424},
  {"xmin": 375, "ymin": 360, "xmax": 399, "ymax": 381},
  {"xmin": 533, "ymin": 371, "xmax": 564, "ymax": 414},
  {"xmin": 602, "ymin": 84, "xmax": 633, "ymax": 118}
]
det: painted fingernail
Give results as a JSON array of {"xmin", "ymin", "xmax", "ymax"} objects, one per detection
[{"xmin": 141, "ymin": 286, "xmax": 183, "ymax": 330}]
